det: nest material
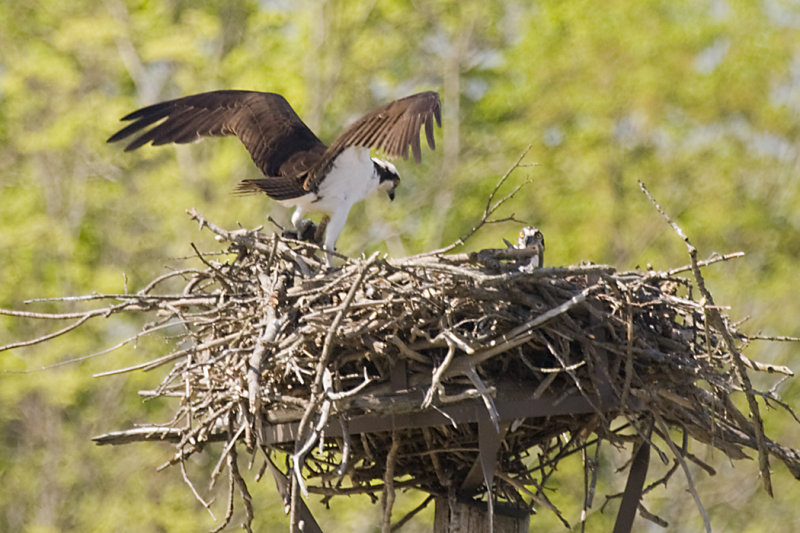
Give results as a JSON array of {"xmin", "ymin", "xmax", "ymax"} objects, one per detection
[{"xmin": 84, "ymin": 211, "xmax": 800, "ymax": 529}]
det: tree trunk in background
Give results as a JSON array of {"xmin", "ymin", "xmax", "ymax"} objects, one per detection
[{"xmin": 429, "ymin": 20, "xmax": 473, "ymax": 247}]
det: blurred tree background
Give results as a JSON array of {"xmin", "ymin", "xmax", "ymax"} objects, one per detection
[{"xmin": 1, "ymin": 0, "xmax": 799, "ymax": 531}]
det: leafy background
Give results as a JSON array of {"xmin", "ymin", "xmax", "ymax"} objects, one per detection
[{"xmin": 1, "ymin": 0, "xmax": 799, "ymax": 531}]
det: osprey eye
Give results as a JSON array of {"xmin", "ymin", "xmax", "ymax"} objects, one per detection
[{"xmin": 519, "ymin": 231, "xmax": 525, "ymax": 238}]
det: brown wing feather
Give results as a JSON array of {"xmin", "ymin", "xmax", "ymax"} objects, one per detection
[
  {"xmin": 304, "ymin": 91, "xmax": 441, "ymax": 190},
  {"xmin": 108, "ymin": 90, "xmax": 326, "ymax": 199}
]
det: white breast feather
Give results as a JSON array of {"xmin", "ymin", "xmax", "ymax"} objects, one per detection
[{"xmin": 277, "ymin": 146, "xmax": 376, "ymax": 214}]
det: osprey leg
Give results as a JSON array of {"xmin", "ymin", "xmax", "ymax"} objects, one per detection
[
  {"xmin": 322, "ymin": 208, "xmax": 351, "ymax": 267},
  {"xmin": 290, "ymin": 206, "xmax": 307, "ymax": 230}
]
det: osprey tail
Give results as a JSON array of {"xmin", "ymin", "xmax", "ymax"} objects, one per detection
[{"xmin": 234, "ymin": 177, "xmax": 307, "ymax": 201}]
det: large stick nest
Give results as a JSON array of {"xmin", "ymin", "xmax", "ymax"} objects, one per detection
[{"xmin": 78, "ymin": 208, "xmax": 800, "ymax": 529}]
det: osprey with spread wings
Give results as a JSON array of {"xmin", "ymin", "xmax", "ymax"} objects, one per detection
[{"xmin": 108, "ymin": 90, "xmax": 441, "ymax": 263}]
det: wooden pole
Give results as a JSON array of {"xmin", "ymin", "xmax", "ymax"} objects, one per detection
[{"xmin": 433, "ymin": 497, "xmax": 529, "ymax": 533}]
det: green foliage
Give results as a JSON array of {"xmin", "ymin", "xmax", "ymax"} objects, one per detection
[{"xmin": 1, "ymin": 0, "xmax": 799, "ymax": 530}]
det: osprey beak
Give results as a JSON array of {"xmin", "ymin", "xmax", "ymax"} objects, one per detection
[{"xmin": 387, "ymin": 189, "xmax": 395, "ymax": 201}]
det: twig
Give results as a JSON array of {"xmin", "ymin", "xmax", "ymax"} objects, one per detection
[
  {"xmin": 92, "ymin": 332, "xmax": 242, "ymax": 377},
  {"xmin": 381, "ymin": 431, "xmax": 401, "ymax": 533},
  {"xmin": 653, "ymin": 414, "xmax": 711, "ymax": 533},
  {"xmin": 580, "ymin": 440, "xmax": 601, "ymax": 532},
  {"xmin": 747, "ymin": 334, "xmax": 800, "ymax": 343},
  {"xmin": 180, "ymin": 459, "xmax": 216, "ymax": 520},
  {"xmin": 0, "ymin": 307, "xmax": 120, "ymax": 353},
  {"xmin": 495, "ymin": 471, "xmax": 570, "ymax": 528},
  {"xmin": 3, "ymin": 318, "xmax": 177, "ymax": 373},
  {"xmin": 210, "ymin": 423, "xmax": 247, "ymax": 491},
  {"xmin": 639, "ymin": 180, "xmax": 772, "ymax": 496},
  {"xmin": 667, "ymin": 251, "xmax": 745, "ymax": 276},
  {"xmin": 637, "ymin": 503, "xmax": 669, "ymax": 528},
  {"xmin": 335, "ymin": 416, "xmax": 352, "ymax": 479},
  {"xmin": 739, "ymin": 355, "xmax": 793, "ymax": 376},
  {"xmin": 621, "ymin": 294, "xmax": 635, "ymax": 406},
  {"xmin": 422, "ymin": 342, "xmax": 456, "ymax": 408},
  {"xmin": 93, "ymin": 426, "xmax": 186, "ymax": 445},
  {"xmin": 229, "ymin": 443, "xmax": 254, "ymax": 533},
  {"xmin": 210, "ymin": 457, "xmax": 236, "ymax": 533},
  {"xmin": 391, "ymin": 494, "xmax": 434, "ymax": 532},
  {"xmin": 413, "ymin": 144, "xmax": 533, "ymax": 256},
  {"xmin": 326, "ymin": 367, "xmax": 372, "ymax": 401},
  {"xmin": 247, "ymin": 274, "xmax": 284, "ymax": 417},
  {"xmin": 463, "ymin": 366, "xmax": 500, "ymax": 432}
]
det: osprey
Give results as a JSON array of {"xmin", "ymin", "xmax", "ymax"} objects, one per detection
[
  {"xmin": 108, "ymin": 90, "xmax": 441, "ymax": 263},
  {"xmin": 504, "ymin": 227, "xmax": 545, "ymax": 272}
]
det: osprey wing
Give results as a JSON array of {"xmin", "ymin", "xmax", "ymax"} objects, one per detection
[
  {"xmin": 108, "ymin": 90, "xmax": 325, "ymax": 195},
  {"xmin": 304, "ymin": 91, "xmax": 441, "ymax": 191}
]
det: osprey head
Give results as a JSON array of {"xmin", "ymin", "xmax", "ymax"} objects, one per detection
[
  {"xmin": 372, "ymin": 158, "xmax": 400, "ymax": 201},
  {"xmin": 518, "ymin": 227, "xmax": 545, "ymax": 250}
]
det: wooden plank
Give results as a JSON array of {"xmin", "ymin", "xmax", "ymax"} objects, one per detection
[
  {"xmin": 612, "ymin": 439, "xmax": 651, "ymax": 533},
  {"xmin": 260, "ymin": 385, "xmax": 620, "ymax": 444}
]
